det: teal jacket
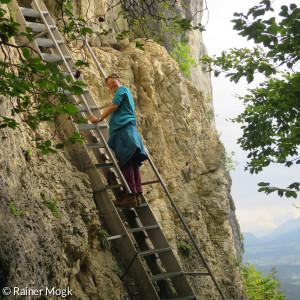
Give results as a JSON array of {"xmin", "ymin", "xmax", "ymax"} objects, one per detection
[
  {"xmin": 109, "ymin": 86, "xmax": 136, "ymax": 135},
  {"xmin": 107, "ymin": 86, "xmax": 147, "ymax": 166}
]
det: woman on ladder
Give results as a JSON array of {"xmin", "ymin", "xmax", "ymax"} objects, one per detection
[{"xmin": 89, "ymin": 73, "xmax": 147, "ymax": 207}]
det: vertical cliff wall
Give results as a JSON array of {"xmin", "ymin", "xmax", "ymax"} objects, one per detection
[{"xmin": 0, "ymin": 0, "xmax": 246, "ymax": 299}]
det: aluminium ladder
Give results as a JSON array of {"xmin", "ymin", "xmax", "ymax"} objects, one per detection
[{"xmin": 11, "ymin": 1, "xmax": 227, "ymax": 299}]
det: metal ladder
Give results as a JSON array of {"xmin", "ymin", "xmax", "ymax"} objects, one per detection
[{"xmin": 11, "ymin": 1, "xmax": 227, "ymax": 299}]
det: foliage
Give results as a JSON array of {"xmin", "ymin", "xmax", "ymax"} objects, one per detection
[
  {"xmin": 8, "ymin": 201, "xmax": 23, "ymax": 217},
  {"xmin": 108, "ymin": 0, "xmax": 206, "ymax": 41},
  {"xmin": 27, "ymin": 147, "xmax": 33, "ymax": 158},
  {"xmin": 225, "ymin": 151, "xmax": 239, "ymax": 172},
  {"xmin": 98, "ymin": 229, "xmax": 110, "ymax": 250},
  {"xmin": 178, "ymin": 242, "xmax": 192, "ymax": 257},
  {"xmin": 55, "ymin": 0, "xmax": 93, "ymax": 41},
  {"xmin": 113, "ymin": 267, "xmax": 122, "ymax": 278},
  {"xmin": 201, "ymin": 0, "xmax": 300, "ymax": 198},
  {"xmin": 43, "ymin": 198, "xmax": 60, "ymax": 218},
  {"xmin": 99, "ymin": 0, "xmax": 207, "ymax": 57},
  {"xmin": 170, "ymin": 42, "xmax": 197, "ymax": 77},
  {"xmin": 242, "ymin": 263, "xmax": 285, "ymax": 299},
  {"xmin": 0, "ymin": 0, "xmax": 91, "ymax": 154}
]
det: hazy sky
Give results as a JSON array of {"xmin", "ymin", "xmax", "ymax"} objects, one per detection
[{"xmin": 202, "ymin": 0, "xmax": 300, "ymax": 236}]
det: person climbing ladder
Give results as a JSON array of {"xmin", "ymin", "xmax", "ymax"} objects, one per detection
[{"xmin": 89, "ymin": 73, "xmax": 147, "ymax": 207}]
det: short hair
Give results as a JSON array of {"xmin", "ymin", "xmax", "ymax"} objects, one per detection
[{"xmin": 105, "ymin": 73, "xmax": 120, "ymax": 83}]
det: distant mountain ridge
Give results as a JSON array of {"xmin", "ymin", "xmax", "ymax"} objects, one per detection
[
  {"xmin": 243, "ymin": 217, "xmax": 300, "ymax": 299},
  {"xmin": 264, "ymin": 217, "xmax": 300, "ymax": 240},
  {"xmin": 243, "ymin": 217, "xmax": 300, "ymax": 249},
  {"xmin": 243, "ymin": 217, "xmax": 300, "ymax": 263}
]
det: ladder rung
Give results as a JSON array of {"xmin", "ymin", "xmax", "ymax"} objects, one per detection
[
  {"xmin": 42, "ymin": 53, "xmax": 71, "ymax": 63},
  {"xmin": 107, "ymin": 234, "xmax": 125, "ymax": 241},
  {"xmin": 76, "ymin": 105, "xmax": 98, "ymax": 112},
  {"xmin": 62, "ymin": 71, "xmax": 77, "ymax": 77},
  {"xmin": 85, "ymin": 143, "xmax": 105, "ymax": 149},
  {"xmin": 135, "ymin": 203, "xmax": 148, "ymax": 208},
  {"xmin": 139, "ymin": 247, "xmax": 171, "ymax": 257},
  {"xmin": 20, "ymin": 7, "xmax": 48, "ymax": 18},
  {"xmin": 94, "ymin": 163, "xmax": 114, "ymax": 169},
  {"xmin": 26, "ymin": 22, "xmax": 55, "ymax": 32},
  {"xmin": 141, "ymin": 180, "xmax": 160, "ymax": 186},
  {"xmin": 150, "ymin": 271, "xmax": 183, "ymax": 282},
  {"xmin": 76, "ymin": 123, "xmax": 107, "ymax": 131},
  {"xmin": 76, "ymin": 104, "xmax": 110, "ymax": 113},
  {"xmin": 127, "ymin": 225, "xmax": 159, "ymax": 233},
  {"xmin": 165, "ymin": 296, "xmax": 196, "ymax": 300},
  {"xmin": 94, "ymin": 184, "xmax": 124, "ymax": 192},
  {"xmin": 185, "ymin": 272, "xmax": 210, "ymax": 276},
  {"xmin": 36, "ymin": 37, "xmax": 63, "ymax": 47}
]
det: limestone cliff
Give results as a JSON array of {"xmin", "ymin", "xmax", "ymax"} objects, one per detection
[{"xmin": 0, "ymin": 0, "xmax": 246, "ymax": 299}]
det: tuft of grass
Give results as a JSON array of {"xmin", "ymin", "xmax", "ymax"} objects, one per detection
[
  {"xmin": 113, "ymin": 267, "xmax": 122, "ymax": 278},
  {"xmin": 9, "ymin": 202, "xmax": 23, "ymax": 217},
  {"xmin": 178, "ymin": 242, "xmax": 192, "ymax": 257},
  {"xmin": 98, "ymin": 229, "xmax": 110, "ymax": 250},
  {"xmin": 43, "ymin": 198, "xmax": 60, "ymax": 218}
]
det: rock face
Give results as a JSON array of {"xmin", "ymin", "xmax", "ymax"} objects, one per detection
[
  {"xmin": 0, "ymin": 104, "xmax": 125, "ymax": 299},
  {"xmin": 0, "ymin": 0, "xmax": 246, "ymax": 299}
]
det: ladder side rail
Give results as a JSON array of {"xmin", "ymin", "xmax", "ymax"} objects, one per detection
[
  {"xmin": 146, "ymin": 151, "xmax": 227, "ymax": 300},
  {"xmin": 68, "ymin": 13, "xmax": 106, "ymax": 79},
  {"xmin": 11, "ymin": 0, "xmax": 42, "ymax": 54},
  {"xmin": 32, "ymin": 0, "xmax": 77, "ymax": 80},
  {"xmin": 32, "ymin": 0, "xmax": 131, "ymax": 194},
  {"xmin": 89, "ymin": 123, "xmax": 132, "ymax": 194}
]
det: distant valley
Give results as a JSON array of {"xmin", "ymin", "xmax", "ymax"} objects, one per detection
[{"xmin": 243, "ymin": 217, "xmax": 300, "ymax": 300}]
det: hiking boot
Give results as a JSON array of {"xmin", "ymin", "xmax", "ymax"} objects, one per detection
[
  {"xmin": 114, "ymin": 194, "xmax": 137, "ymax": 207},
  {"xmin": 136, "ymin": 194, "xmax": 142, "ymax": 206}
]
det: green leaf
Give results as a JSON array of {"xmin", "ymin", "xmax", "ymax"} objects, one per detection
[
  {"xmin": 73, "ymin": 81, "xmax": 87, "ymax": 86},
  {"xmin": 246, "ymin": 73, "xmax": 254, "ymax": 83},
  {"xmin": 44, "ymin": 140, "xmax": 51, "ymax": 147},
  {"xmin": 258, "ymin": 182, "xmax": 270, "ymax": 187},
  {"xmin": 285, "ymin": 161, "xmax": 293, "ymax": 167},
  {"xmin": 22, "ymin": 48, "xmax": 30, "ymax": 60},
  {"xmin": 55, "ymin": 143, "xmax": 65, "ymax": 149},
  {"xmin": 76, "ymin": 17, "xmax": 86, "ymax": 23},
  {"xmin": 75, "ymin": 60, "xmax": 89, "ymax": 67},
  {"xmin": 56, "ymin": 105, "xmax": 66, "ymax": 114},
  {"xmin": 135, "ymin": 41, "xmax": 145, "ymax": 51},
  {"xmin": 70, "ymin": 86, "xmax": 83, "ymax": 95},
  {"xmin": 65, "ymin": 103, "xmax": 78, "ymax": 114},
  {"xmin": 36, "ymin": 78, "xmax": 47, "ymax": 89},
  {"xmin": 47, "ymin": 148, "xmax": 57, "ymax": 154},
  {"xmin": 33, "ymin": 137, "xmax": 43, "ymax": 142},
  {"xmin": 79, "ymin": 27, "xmax": 93, "ymax": 35},
  {"xmin": 65, "ymin": 75, "xmax": 72, "ymax": 83}
]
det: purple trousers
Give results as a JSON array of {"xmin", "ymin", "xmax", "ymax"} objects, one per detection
[{"xmin": 118, "ymin": 158, "xmax": 142, "ymax": 194}]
